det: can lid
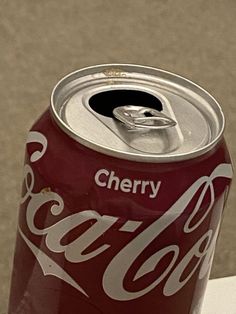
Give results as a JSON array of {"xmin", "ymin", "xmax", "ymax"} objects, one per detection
[{"xmin": 51, "ymin": 64, "xmax": 225, "ymax": 162}]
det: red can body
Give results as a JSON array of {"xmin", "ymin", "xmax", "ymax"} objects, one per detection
[{"xmin": 8, "ymin": 109, "xmax": 232, "ymax": 314}]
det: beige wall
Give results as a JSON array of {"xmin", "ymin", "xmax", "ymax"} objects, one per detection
[{"xmin": 1, "ymin": 1, "xmax": 235, "ymax": 312}]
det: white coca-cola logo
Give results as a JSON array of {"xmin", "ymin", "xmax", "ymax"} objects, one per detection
[{"xmin": 19, "ymin": 131, "xmax": 233, "ymax": 301}]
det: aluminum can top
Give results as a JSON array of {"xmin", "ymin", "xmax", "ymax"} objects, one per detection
[{"xmin": 51, "ymin": 64, "xmax": 224, "ymax": 162}]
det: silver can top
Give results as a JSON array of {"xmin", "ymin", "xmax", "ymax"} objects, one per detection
[{"xmin": 51, "ymin": 64, "xmax": 225, "ymax": 162}]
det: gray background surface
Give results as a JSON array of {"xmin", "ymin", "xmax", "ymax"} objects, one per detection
[{"xmin": 0, "ymin": 1, "xmax": 235, "ymax": 313}]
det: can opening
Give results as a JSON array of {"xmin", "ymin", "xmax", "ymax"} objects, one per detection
[{"xmin": 89, "ymin": 90, "xmax": 163, "ymax": 117}]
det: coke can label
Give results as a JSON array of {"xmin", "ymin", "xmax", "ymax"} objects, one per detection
[{"xmin": 8, "ymin": 65, "xmax": 233, "ymax": 314}]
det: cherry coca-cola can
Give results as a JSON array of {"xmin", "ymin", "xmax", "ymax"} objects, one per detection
[{"xmin": 8, "ymin": 64, "xmax": 233, "ymax": 314}]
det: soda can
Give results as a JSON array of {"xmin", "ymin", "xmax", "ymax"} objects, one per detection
[{"xmin": 8, "ymin": 64, "xmax": 233, "ymax": 314}]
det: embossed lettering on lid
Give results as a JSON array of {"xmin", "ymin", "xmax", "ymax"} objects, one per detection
[{"xmin": 51, "ymin": 64, "xmax": 224, "ymax": 162}]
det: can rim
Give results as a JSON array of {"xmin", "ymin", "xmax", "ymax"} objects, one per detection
[{"xmin": 50, "ymin": 63, "xmax": 225, "ymax": 163}]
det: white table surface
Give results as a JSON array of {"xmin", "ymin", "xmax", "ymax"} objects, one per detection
[{"xmin": 202, "ymin": 276, "xmax": 236, "ymax": 314}]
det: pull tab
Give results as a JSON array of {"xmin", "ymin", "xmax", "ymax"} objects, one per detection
[{"xmin": 113, "ymin": 106, "xmax": 177, "ymax": 130}]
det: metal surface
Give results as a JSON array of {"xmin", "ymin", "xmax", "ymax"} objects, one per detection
[
  {"xmin": 51, "ymin": 64, "xmax": 225, "ymax": 162},
  {"xmin": 113, "ymin": 106, "xmax": 177, "ymax": 130}
]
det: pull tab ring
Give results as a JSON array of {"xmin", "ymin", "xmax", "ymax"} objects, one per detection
[{"xmin": 113, "ymin": 106, "xmax": 177, "ymax": 130}]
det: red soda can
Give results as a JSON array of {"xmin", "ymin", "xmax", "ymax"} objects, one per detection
[{"xmin": 8, "ymin": 65, "xmax": 233, "ymax": 314}]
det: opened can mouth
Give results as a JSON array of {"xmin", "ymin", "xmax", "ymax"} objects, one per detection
[
  {"xmin": 89, "ymin": 89, "xmax": 164, "ymax": 117},
  {"xmin": 88, "ymin": 89, "xmax": 176, "ymax": 130},
  {"xmin": 51, "ymin": 64, "xmax": 225, "ymax": 162}
]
